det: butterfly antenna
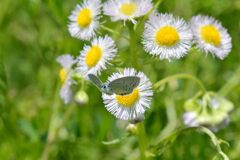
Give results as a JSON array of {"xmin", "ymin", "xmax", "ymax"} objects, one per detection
[{"xmin": 88, "ymin": 74, "xmax": 103, "ymax": 89}]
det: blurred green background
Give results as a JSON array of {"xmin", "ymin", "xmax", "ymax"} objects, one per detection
[{"xmin": 0, "ymin": 0, "xmax": 240, "ymax": 159}]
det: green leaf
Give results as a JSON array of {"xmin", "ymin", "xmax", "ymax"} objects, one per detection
[
  {"xmin": 0, "ymin": 51, "xmax": 7, "ymax": 108},
  {"xmin": 102, "ymin": 139, "xmax": 121, "ymax": 145},
  {"xmin": 102, "ymin": 134, "xmax": 129, "ymax": 145},
  {"xmin": 18, "ymin": 119, "xmax": 38, "ymax": 142}
]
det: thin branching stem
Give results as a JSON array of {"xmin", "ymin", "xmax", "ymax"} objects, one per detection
[
  {"xmin": 218, "ymin": 66, "xmax": 240, "ymax": 96},
  {"xmin": 153, "ymin": 73, "xmax": 207, "ymax": 93},
  {"xmin": 127, "ymin": 22, "xmax": 146, "ymax": 159},
  {"xmin": 134, "ymin": 0, "xmax": 164, "ymax": 30},
  {"xmin": 127, "ymin": 22, "xmax": 140, "ymax": 69},
  {"xmin": 40, "ymin": 84, "xmax": 76, "ymax": 160},
  {"xmin": 150, "ymin": 126, "xmax": 229, "ymax": 159},
  {"xmin": 100, "ymin": 25, "xmax": 129, "ymax": 40}
]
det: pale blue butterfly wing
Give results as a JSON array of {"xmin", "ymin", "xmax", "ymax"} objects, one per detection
[
  {"xmin": 88, "ymin": 74, "xmax": 103, "ymax": 90},
  {"xmin": 108, "ymin": 76, "xmax": 140, "ymax": 95}
]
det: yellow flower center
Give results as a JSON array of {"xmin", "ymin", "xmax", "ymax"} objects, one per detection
[
  {"xmin": 116, "ymin": 88, "xmax": 139, "ymax": 107},
  {"xmin": 119, "ymin": 2, "xmax": 137, "ymax": 16},
  {"xmin": 200, "ymin": 25, "xmax": 221, "ymax": 46},
  {"xmin": 85, "ymin": 45, "xmax": 102, "ymax": 68},
  {"xmin": 59, "ymin": 68, "xmax": 67, "ymax": 84},
  {"xmin": 155, "ymin": 26, "xmax": 180, "ymax": 46},
  {"xmin": 77, "ymin": 8, "xmax": 92, "ymax": 28}
]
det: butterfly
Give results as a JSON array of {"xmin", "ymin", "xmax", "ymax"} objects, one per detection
[{"xmin": 88, "ymin": 74, "xmax": 140, "ymax": 95}]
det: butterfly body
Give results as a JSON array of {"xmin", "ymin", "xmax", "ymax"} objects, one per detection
[
  {"xmin": 88, "ymin": 74, "xmax": 140, "ymax": 95},
  {"xmin": 101, "ymin": 84, "xmax": 114, "ymax": 95}
]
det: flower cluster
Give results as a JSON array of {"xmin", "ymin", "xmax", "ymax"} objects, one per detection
[
  {"xmin": 183, "ymin": 92, "xmax": 233, "ymax": 131},
  {"xmin": 56, "ymin": 0, "xmax": 233, "ymax": 128},
  {"xmin": 143, "ymin": 13, "xmax": 232, "ymax": 60}
]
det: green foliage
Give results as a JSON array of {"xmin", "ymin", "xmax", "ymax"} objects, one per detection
[{"xmin": 0, "ymin": 0, "xmax": 240, "ymax": 159}]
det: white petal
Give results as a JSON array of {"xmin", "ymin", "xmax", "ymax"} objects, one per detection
[
  {"xmin": 56, "ymin": 54, "xmax": 75, "ymax": 70},
  {"xmin": 103, "ymin": 0, "xmax": 152, "ymax": 22},
  {"xmin": 60, "ymin": 79, "xmax": 73, "ymax": 104}
]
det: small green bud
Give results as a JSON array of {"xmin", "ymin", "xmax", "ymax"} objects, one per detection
[
  {"xmin": 74, "ymin": 90, "xmax": 89, "ymax": 106},
  {"xmin": 126, "ymin": 124, "xmax": 138, "ymax": 135},
  {"xmin": 184, "ymin": 99, "xmax": 200, "ymax": 112},
  {"xmin": 71, "ymin": 72, "xmax": 82, "ymax": 83}
]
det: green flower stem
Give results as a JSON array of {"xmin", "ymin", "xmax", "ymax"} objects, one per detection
[
  {"xmin": 127, "ymin": 23, "xmax": 139, "ymax": 69},
  {"xmin": 157, "ymin": 98, "xmax": 178, "ymax": 141},
  {"xmin": 40, "ymin": 86, "xmax": 59, "ymax": 160},
  {"xmin": 134, "ymin": 0, "xmax": 163, "ymax": 30},
  {"xmin": 137, "ymin": 122, "xmax": 147, "ymax": 160},
  {"xmin": 100, "ymin": 25, "xmax": 129, "ymax": 40},
  {"xmin": 127, "ymin": 21, "xmax": 146, "ymax": 159},
  {"xmin": 150, "ymin": 126, "xmax": 229, "ymax": 159},
  {"xmin": 199, "ymin": 127, "xmax": 229, "ymax": 160},
  {"xmin": 218, "ymin": 66, "xmax": 240, "ymax": 96},
  {"xmin": 153, "ymin": 73, "xmax": 207, "ymax": 93},
  {"xmin": 41, "ymin": 86, "xmax": 76, "ymax": 160},
  {"xmin": 81, "ymin": 78, "xmax": 85, "ymax": 91}
]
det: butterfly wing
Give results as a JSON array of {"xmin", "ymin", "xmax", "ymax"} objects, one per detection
[
  {"xmin": 108, "ymin": 76, "xmax": 140, "ymax": 95},
  {"xmin": 88, "ymin": 74, "xmax": 103, "ymax": 90}
]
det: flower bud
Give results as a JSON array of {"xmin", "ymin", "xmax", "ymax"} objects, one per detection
[
  {"xmin": 74, "ymin": 90, "xmax": 89, "ymax": 106},
  {"xmin": 71, "ymin": 72, "xmax": 82, "ymax": 83},
  {"xmin": 126, "ymin": 123, "xmax": 138, "ymax": 135}
]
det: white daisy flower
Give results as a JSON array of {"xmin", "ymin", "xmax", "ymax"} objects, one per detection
[
  {"xmin": 68, "ymin": 0, "xmax": 101, "ymax": 40},
  {"xmin": 142, "ymin": 13, "xmax": 193, "ymax": 60},
  {"xmin": 76, "ymin": 36, "xmax": 117, "ymax": 77},
  {"xmin": 102, "ymin": 68, "xmax": 153, "ymax": 120},
  {"xmin": 190, "ymin": 15, "xmax": 232, "ymax": 59},
  {"xmin": 57, "ymin": 54, "xmax": 76, "ymax": 104},
  {"xmin": 103, "ymin": 0, "xmax": 152, "ymax": 23}
]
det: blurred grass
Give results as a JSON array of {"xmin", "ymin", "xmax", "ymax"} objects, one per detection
[{"xmin": 0, "ymin": 0, "xmax": 240, "ymax": 159}]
